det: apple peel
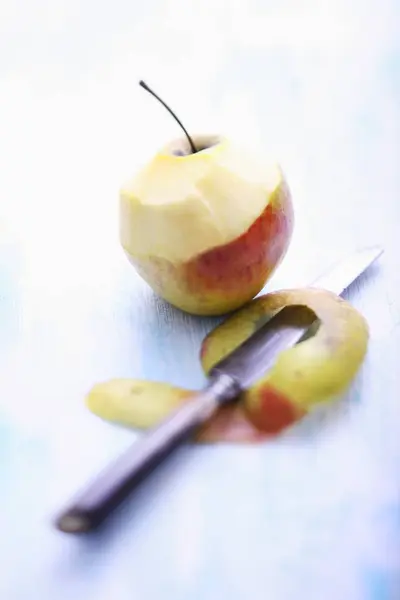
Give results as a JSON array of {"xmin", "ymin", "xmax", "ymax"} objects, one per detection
[{"xmin": 86, "ymin": 288, "xmax": 369, "ymax": 444}]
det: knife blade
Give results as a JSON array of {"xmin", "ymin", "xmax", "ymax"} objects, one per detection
[
  {"xmin": 55, "ymin": 246, "xmax": 383, "ymax": 534},
  {"xmin": 309, "ymin": 245, "xmax": 383, "ymax": 295}
]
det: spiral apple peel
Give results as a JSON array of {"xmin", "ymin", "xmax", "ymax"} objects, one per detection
[{"xmin": 86, "ymin": 288, "xmax": 369, "ymax": 444}]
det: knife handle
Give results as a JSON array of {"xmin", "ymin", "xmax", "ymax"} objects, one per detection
[{"xmin": 54, "ymin": 374, "xmax": 239, "ymax": 534}]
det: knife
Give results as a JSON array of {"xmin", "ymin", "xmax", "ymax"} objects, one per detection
[{"xmin": 55, "ymin": 246, "xmax": 383, "ymax": 534}]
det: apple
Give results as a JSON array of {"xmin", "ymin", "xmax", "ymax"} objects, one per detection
[
  {"xmin": 120, "ymin": 135, "xmax": 293, "ymax": 316},
  {"xmin": 85, "ymin": 288, "xmax": 369, "ymax": 444},
  {"xmin": 118, "ymin": 82, "xmax": 294, "ymax": 316}
]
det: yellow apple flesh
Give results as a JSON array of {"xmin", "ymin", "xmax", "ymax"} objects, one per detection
[
  {"xmin": 120, "ymin": 135, "xmax": 294, "ymax": 315},
  {"xmin": 86, "ymin": 288, "xmax": 369, "ymax": 444}
]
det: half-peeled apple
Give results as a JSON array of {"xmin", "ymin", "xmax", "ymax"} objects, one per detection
[
  {"xmin": 120, "ymin": 135, "xmax": 294, "ymax": 315},
  {"xmin": 86, "ymin": 287, "xmax": 369, "ymax": 443}
]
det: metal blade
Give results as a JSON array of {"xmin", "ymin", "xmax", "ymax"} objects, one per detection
[
  {"xmin": 309, "ymin": 245, "xmax": 383, "ymax": 295},
  {"xmin": 210, "ymin": 246, "xmax": 383, "ymax": 391},
  {"xmin": 210, "ymin": 304, "xmax": 316, "ymax": 390}
]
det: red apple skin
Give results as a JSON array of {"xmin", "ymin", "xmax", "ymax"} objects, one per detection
[
  {"xmin": 124, "ymin": 174, "xmax": 294, "ymax": 316},
  {"xmin": 194, "ymin": 392, "xmax": 303, "ymax": 444}
]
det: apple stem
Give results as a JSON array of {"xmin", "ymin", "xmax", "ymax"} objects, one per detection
[{"xmin": 139, "ymin": 80, "xmax": 198, "ymax": 154}]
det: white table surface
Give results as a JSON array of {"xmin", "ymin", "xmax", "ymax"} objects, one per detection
[{"xmin": 1, "ymin": 1, "xmax": 400, "ymax": 598}]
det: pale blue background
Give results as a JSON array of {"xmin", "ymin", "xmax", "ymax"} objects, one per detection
[{"xmin": 1, "ymin": 1, "xmax": 400, "ymax": 598}]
